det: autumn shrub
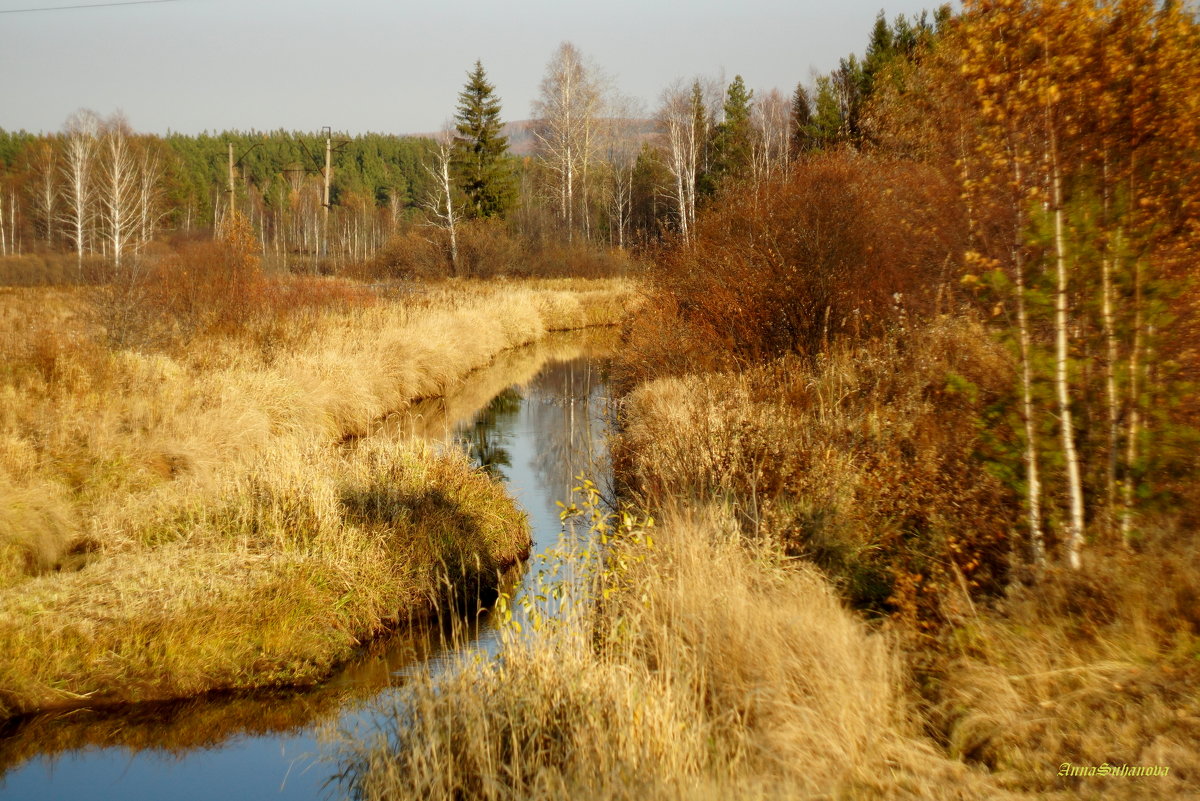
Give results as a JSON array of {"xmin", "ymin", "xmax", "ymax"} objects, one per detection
[
  {"xmin": 364, "ymin": 223, "xmax": 636, "ymax": 281},
  {"xmin": 367, "ymin": 229, "xmax": 450, "ymax": 280},
  {"xmin": 456, "ymin": 218, "xmax": 525, "ymax": 277},
  {"xmin": 629, "ymin": 152, "xmax": 966, "ymax": 379},
  {"xmin": 523, "ymin": 241, "xmax": 636, "ymax": 279},
  {"xmin": 146, "ymin": 245, "xmax": 261, "ymax": 340},
  {"xmin": 616, "ymin": 316, "xmax": 1017, "ymax": 626},
  {"xmin": 85, "ymin": 214, "xmax": 374, "ymax": 352}
]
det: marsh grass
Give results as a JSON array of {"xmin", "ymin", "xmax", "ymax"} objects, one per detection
[
  {"xmin": 928, "ymin": 542, "xmax": 1200, "ymax": 798},
  {"xmin": 0, "ymin": 438, "xmax": 526, "ymax": 718},
  {"xmin": 614, "ymin": 315, "xmax": 1200, "ymax": 799},
  {"xmin": 339, "ymin": 507, "xmax": 1012, "ymax": 801},
  {"xmin": 0, "ymin": 278, "xmax": 633, "ymax": 718}
]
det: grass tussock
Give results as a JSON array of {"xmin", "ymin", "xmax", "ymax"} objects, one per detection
[
  {"xmin": 0, "ymin": 276, "xmax": 633, "ymax": 717},
  {"xmin": 0, "ymin": 440, "xmax": 526, "ymax": 718},
  {"xmin": 341, "ymin": 509, "xmax": 1010, "ymax": 801}
]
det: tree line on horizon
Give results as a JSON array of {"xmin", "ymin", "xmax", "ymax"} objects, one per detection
[{"xmin": 0, "ymin": 8, "xmax": 953, "ymax": 271}]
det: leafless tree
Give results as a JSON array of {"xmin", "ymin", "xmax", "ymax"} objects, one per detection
[
  {"xmin": 421, "ymin": 128, "xmax": 460, "ymax": 275},
  {"xmin": 27, "ymin": 141, "xmax": 58, "ymax": 250},
  {"xmin": 532, "ymin": 42, "xmax": 605, "ymax": 242},
  {"xmin": 751, "ymin": 88, "xmax": 791, "ymax": 181},
  {"xmin": 137, "ymin": 144, "xmax": 167, "ymax": 253},
  {"xmin": 96, "ymin": 115, "xmax": 141, "ymax": 271},
  {"xmin": 657, "ymin": 79, "xmax": 718, "ymax": 243},
  {"xmin": 601, "ymin": 95, "xmax": 645, "ymax": 250},
  {"xmin": 60, "ymin": 109, "xmax": 101, "ymax": 276}
]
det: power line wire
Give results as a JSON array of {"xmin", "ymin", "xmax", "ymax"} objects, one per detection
[{"xmin": 0, "ymin": 0, "xmax": 181, "ymax": 14}]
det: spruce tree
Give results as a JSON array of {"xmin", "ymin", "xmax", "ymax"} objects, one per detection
[
  {"xmin": 790, "ymin": 82, "xmax": 813, "ymax": 156},
  {"xmin": 808, "ymin": 76, "xmax": 844, "ymax": 150},
  {"xmin": 711, "ymin": 75, "xmax": 755, "ymax": 184},
  {"xmin": 452, "ymin": 60, "xmax": 516, "ymax": 219},
  {"xmin": 863, "ymin": 12, "xmax": 895, "ymax": 96}
]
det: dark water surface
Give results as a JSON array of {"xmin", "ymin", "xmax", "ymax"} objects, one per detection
[{"xmin": 0, "ymin": 330, "xmax": 615, "ymax": 801}]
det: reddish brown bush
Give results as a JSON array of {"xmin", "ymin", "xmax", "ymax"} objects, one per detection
[
  {"xmin": 365, "ymin": 229, "xmax": 449, "ymax": 280},
  {"xmin": 91, "ymin": 214, "xmax": 373, "ymax": 351},
  {"xmin": 641, "ymin": 152, "xmax": 967, "ymax": 372},
  {"xmin": 361, "ymin": 221, "xmax": 636, "ymax": 282}
]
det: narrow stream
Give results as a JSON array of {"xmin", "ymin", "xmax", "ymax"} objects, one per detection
[{"xmin": 0, "ymin": 329, "xmax": 617, "ymax": 801}]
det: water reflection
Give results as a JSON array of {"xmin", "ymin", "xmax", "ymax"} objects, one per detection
[
  {"xmin": 457, "ymin": 387, "xmax": 522, "ymax": 479},
  {"xmin": 0, "ymin": 329, "xmax": 616, "ymax": 801},
  {"xmin": 527, "ymin": 358, "xmax": 612, "ymax": 505}
]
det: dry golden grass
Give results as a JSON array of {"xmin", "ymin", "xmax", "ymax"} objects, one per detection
[
  {"xmin": 340, "ymin": 508, "xmax": 1015, "ymax": 801},
  {"xmin": 929, "ymin": 545, "xmax": 1200, "ymax": 799},
  {"xmin": 613, "ymin": 315, "xmax": 1200, "ymax": 799},
  {"xmin": 0, "ymin": 279, "xmax": 632, "ymax": 581},
  {"xmin": 0, "ymin": 278, "xmax": 635, "ymax": 718},
  {"xmin": 0, "ymin": 439, "xmax": 525, "ymax": 717}
]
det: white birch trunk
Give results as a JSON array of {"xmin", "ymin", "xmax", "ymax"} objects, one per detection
[
  {"xmin": 1050, "ymin": 153, "xmax": 1086, "ymax": 569},
  {"xmin": 60, "ymin": 110, "xmax": 100, "ymax": 278}
]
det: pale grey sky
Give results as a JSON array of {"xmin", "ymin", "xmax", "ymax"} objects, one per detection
[{"xmin": 0, "ymin": 0, "xmax": 945, "ymax": 135}]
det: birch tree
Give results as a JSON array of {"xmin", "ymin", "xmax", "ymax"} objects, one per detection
[
  {"xmin": 962, "ymin": 11, "xmax": 1051, "ymax": 563},
  {"xmin": 422, "ymin": 129, "xmax": 460, "ymax": 275},
  {"xmin": 600, "ymin": 96, "xmax": 644, "ymax": 250},
  {"xmin": 657, "ymin": 79, "xmax": 709, "ymax": 242},
  {"xmin": 957, "ymin": 0, "xmax": 1200, "ymax": 565},
  {"xmin": 751, "ymin": 87, "xmax": 791, "ymax": 181},
  {"xmin": 97, "ymin": 116, "xmax": 141, "ymax": 271},
  {"xmin": 137, "ymin": 144, "xmax": 166, "ymax": 253},
  {"xmin": 60, "ymin": 109, "xmax": 100, "ymax": 277},
  {"xmin": 26, "ymin": 141, "xmax": 58, "ymax": 250},
  {"xmin": 961, "ymin": 0, "xmax": 1082, "ymax": 567},
  {"xmin": 532, "ymin": 42, "xmax": 604, "ymax": 242}
]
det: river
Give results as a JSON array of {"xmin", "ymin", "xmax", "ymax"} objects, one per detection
[{"xmin": 0, "ymin": 329, "xmax": 617, "ymax": 801}]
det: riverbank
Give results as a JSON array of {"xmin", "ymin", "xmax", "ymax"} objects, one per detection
[
  {"xmin": 0, "ymin": 278, "xmax": 635, "ymax": 718},
  {"xmin": 341, "ymin": 507, "xmax": 1009, "ymax": 801},
  {"xmin": 611, "ymin": 316, "xmax": 1200, "ymax": 799}
]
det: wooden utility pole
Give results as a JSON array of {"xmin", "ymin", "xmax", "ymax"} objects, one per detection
[
  {"xmin": 322, "ymin": 126, "xmax": 332, "ymax": 259},
  {"xmin": 227, "ymin": 141, "xmax": 236, "ymax": 218}
]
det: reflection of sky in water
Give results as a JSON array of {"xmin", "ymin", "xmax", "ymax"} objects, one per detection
[
  {"xmin": 0, "ymin": 350, "xmax": 612, "ymax": 801},
  {"xmin": 463, "ymin": 356, "xmax": 612, "ymax": 646},
  {"xmin": 3, "ymin": 736, "xmax": 320, "ymax": 801}
]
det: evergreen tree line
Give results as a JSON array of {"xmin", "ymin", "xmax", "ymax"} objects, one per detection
[
  {"xmin": 0, "ymin": 118, "xmax": 439, "ymax": 269},
  {"xmin": 0, "ymin": 17, "xmax": 948, "ymax": 268}
]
